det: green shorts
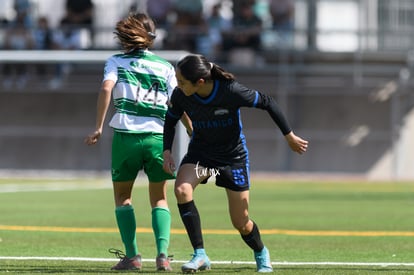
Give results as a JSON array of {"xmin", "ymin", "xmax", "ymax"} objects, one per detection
[{"xmin": 111, "ymin": 131, "xmax": 175, "ymax": 182}]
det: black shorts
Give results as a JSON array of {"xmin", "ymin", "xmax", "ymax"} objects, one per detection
[{"xmin": 181, "ymin": 153, "xmax": 250, "ymax": 192}]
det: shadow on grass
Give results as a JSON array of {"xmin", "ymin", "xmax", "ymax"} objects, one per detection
[
  {"xmin": 0, "ymin": 263, "xmax": 256, "ymax": 274},
  {"xmin": 1, "ymin": 262, "xmax": 414, "ymax": 274}
]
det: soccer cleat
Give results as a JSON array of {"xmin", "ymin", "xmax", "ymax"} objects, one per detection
[
  {"xmin": 181, "ymin": 249, "xmax": 211, "ymax": 273},
  {"xmin": 109, "ymin": 248, "xmax": 142, "ymax": 271},
  {"xmin": 156, "ymin": 253, "xmax": 173, "ymax": 271},
  {"xmin": 254, "ymin": 246, "xmax": 273, "ymax": 273}
]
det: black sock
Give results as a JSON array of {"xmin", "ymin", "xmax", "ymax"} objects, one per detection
[
  {"xmin": 178, "ymin": 200, "xmax": 204, "ymax": 249},
  {"xmin": 241, "ymin": 222, "xmax": 264, "ymax": 252}
]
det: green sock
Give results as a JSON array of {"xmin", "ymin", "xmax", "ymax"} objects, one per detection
[
  {"xmin": 152, "ymin": 207, "xmax": 171, "ymax": 255},
  {"xmin": 115, "ymin": 205, "xmax": 139, "ymax": 258}
]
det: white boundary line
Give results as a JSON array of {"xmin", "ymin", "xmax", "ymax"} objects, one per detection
[{"xmin": 0, "ymin": 256, "xmax": 414, "ymax": 267}]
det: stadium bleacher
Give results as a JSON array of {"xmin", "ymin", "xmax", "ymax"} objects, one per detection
[{"xmin": 1, "ymin": 0, "xmax": 414, "ymax": 179}]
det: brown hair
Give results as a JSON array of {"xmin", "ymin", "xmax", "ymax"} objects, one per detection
[
  {"xmin": 114, "ymin": 13, "xmax": 156, "ymax": 52},
  {"xmin": 177, "ymin": 54, "xmax": 235, "ymax": 84}
]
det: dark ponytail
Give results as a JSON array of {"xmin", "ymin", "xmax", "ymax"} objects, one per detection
[{"xmin": 177, "ymin": 54, "xmax": 235, "ymax": 84}]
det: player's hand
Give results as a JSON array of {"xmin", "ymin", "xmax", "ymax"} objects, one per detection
[
  {"xmin": 285, "ymin": 131, "xmax": 308, "ymax": 154},
  {"xmin": 162, "ymin": 150, "xmax": 176, "ymax": 175},
  {"xmin": 84, "ymin": 130, "xmax": 101, "ymax": 145}
]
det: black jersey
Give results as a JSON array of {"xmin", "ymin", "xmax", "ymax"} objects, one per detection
[{"xmin": 164, "ymin": 79, "xmax": 291, "ymax": 164}]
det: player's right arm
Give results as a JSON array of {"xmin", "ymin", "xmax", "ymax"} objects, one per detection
[
  {"xmin": 162, "ymin": 149, "xmax": 176, "ymax": 175},
  {"xmin": 180, "ymin": 112, "xmax": 193, "ymax": 137},
  {"xmin": 85, "ymin": 80, "xmax": 114, "ymax": 145}
]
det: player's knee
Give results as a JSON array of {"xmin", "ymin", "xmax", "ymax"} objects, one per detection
[
  {"xmin": 174, "ymin": 183, "xmax": 191, "ymax": 201},
  {"xmin": 232, "ymin": 218, "xmax": 250, "ymax": 234}
]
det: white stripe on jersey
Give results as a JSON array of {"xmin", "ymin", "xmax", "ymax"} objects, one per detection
[{"xmin": 109, "ymin": 113, "xmax": 164, "ymax": 133}]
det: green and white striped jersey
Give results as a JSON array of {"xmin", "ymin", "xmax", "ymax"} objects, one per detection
[{"xmin": 103, "ymin": 50, "xmax": 177, "ymax": 134}]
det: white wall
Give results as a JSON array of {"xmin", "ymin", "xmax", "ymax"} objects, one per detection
[{"xmin": 317, "ymin": 0, "xmax": 359, "ymax": 51}]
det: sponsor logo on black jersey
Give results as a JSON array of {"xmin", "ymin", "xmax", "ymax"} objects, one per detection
[{"xmin": 214, "ymin": 108, "xmax": 229, "ymax": 116}]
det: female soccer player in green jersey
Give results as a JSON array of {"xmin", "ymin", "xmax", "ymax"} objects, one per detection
[{"xmin": 85, "ymin": 13, "xmax": 191, "ymax": 272}]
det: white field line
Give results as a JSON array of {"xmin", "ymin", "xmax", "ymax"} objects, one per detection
[
  {"xmin": 0, "ymin": 183, "xmax": 110, "ymax": 193},
  {"xmin": 0, "ymin": 256, "xmax": 414, "ymax": 267},
  {"xmin": 0, "ymin": 177, "xmax": 147, "ymax": 193}
]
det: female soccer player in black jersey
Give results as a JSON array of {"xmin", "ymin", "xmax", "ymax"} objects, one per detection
[{"xmin": 163, "ymin": 54, "xmax": 308, "ymax": 273}]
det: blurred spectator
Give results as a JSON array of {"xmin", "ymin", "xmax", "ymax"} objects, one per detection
[
  {"xmin": 166, "ymin": 0, "xmax": 206, "ymax": 52},
  {"xmin": 13, "ymin": 0, "xmax": 34, "ymax": 28},
  {"xmin": 145, "ymin": 0, "xmax": 173, "ymax": 49},
  {"xmin": 0, "ymin": 17, "xmax": 8, "ymax": 27},
  {"xmin": 61, "ymin": 0, "xmax": 94, "ymax": 48},
  {"xmin": 173, "ymin": 0, "xmax": 203, "ymax": 21},
  {"xmin": 222, "ymin": 2, "xmax": 262, "ymax": 51},
  {"xmin": 222, "ymin": 1, "xmax": 263, "ymax": 66},
  {"xmin": 33, "ymin": 16, "xmax": 54, "ymax": 78},
  {"xmin": 232, "ymin": 0, "xmax": 256, "ymax": 22},
  {"xmin": 269, "ymin": 0, "xmax": 295, "ymax": 47},
  {"xmin": 63, "ymin": 0, "xmax": 94, "ymax": 27},
  {"xmin": 0, "ymin": 1, "xmax": 9, "ymax": 28},
  {"xmin": 52, "ymin": 20, "xmax": 84, "ymax": 50},
  {"xmin": 146, "ymin": 0, "xmax": 172, "ymax": 28},
  {"xmin": 126, "ymin": 2, "xmax": 138, "ymax": 13},
  {"xmin": 33, "ymin": 16, "xmax": 53, "ymax": 50},
  {"xmin": 204, "ymin": 3, "xmax": 231, "ymax": 60},
  {"xmin": 1, "ymin": 8, "xmax": 35, "ymax": 90},
  {"xmin": 48, "ymin": 20, "xmax": 84, "ymax": 90}
]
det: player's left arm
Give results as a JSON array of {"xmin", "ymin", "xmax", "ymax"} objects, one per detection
[
  {"xmin": 257, "ymin": 92, "xmax": 308, "ymax": 154},
  {"xmin": 236, "ymin": 85, "xmax": 308, "ymax": 154},
  {"xmin": 284, "ymin": 131, "xmax": 308, "ymax": 154}
]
